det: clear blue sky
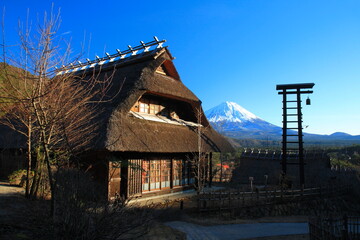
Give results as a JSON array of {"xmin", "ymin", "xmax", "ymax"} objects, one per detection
[{"xmin": 1, "ymin": 0, "xmax": 360, "ymax": 135}]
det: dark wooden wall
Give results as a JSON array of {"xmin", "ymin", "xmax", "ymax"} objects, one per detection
[
  {"xmin": 232, "ymin": 151, "xmax": 332, "ymax": 187},
  {"xmin": 0, "ymin": 149, "xmax": 27, "ymax": 180}
]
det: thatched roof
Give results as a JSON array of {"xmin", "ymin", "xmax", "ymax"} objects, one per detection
[
  {"xmin": 105, "ymin": 110, "xmax": 233, "ymax": 153},
  {"xmin": 0, "ymin": 48, "xmax": 234, "ymax": 153},
  {"xmin": 87, "ymin": 47, "xmax": 233, "ymax": 153},
  {"xmin": 89, "ymin": 48, "xmax": 199, "ymax": 109}
]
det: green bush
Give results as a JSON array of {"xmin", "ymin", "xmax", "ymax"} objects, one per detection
[{"xmin": 8, "ymin": 169, "xmax": 33, "ymax": 187}]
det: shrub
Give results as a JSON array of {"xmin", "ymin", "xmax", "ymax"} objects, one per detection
[
  {"xmin": 54, "ymin": 168, "xmax": 166, "ymax": 240},
  {"xmin": 8, "ymin": 169, "xmax": 34, "ymax": 187}
]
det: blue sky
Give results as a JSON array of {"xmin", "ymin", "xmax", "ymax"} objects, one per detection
[{"xmin": 1, "ymin": 0, "xmax": 360, "ymax": 135}]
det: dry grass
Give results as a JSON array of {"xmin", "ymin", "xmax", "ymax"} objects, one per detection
[{"xmin": 0, "ymin": 182, "xmax": 185, "ymax": 240}]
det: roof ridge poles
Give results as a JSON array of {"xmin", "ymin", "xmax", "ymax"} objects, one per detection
[{"xmin": 55, "ymin": 36, "xmax": 167, "ymax": 75}]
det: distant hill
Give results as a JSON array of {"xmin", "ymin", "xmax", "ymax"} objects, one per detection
[
  {"xmin": 205, "ymin": 101, "xmax": 360, "ymax": 146},
  {"xmin": 330, "ymin": 132, "xmax": 352, "ymax": 137}
]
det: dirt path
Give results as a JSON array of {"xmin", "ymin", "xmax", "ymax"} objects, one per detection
[
  {"xmin": 0, "ymin": 182, "xmax": 53, "ymax": 240},
  {"xmin": 165, "ymin": 221, "xmax": 309, "ymax": 240},
  {"xmin": 0, "ymin": 183, "xmax": 310, "ymax": 240},
  {"xmin": 0, "ymin": 182, "xmax": 26, "ymax": 218},
  {"xmin": 0, "ymin": 182, "xmax": 24, "ymax": 195},
  {"xmin": 0, "ymin": 182, "xmax": 31, "ymax": 239}
]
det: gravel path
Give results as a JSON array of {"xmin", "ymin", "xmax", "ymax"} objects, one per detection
[
  {"xmin": 165, "ymin": 221, "xmax": 309, "ymax": 240},
  {"xmin": 0, "ymin": 182, "xmax": 24, "ymax": 196},
  {"xmin": 0, "ymin": 182, "xmax": 25, "ymax": 217}
]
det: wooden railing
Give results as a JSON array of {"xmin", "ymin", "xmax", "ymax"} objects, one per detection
[
  {"xmin": 197, "ymin": 185, "xmax": 351, "ymax": 213},
  {"xmin": 309, "ymin": 215, "xmax": 360, "ymax": 240}
]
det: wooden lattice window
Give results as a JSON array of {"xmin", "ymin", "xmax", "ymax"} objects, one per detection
[
  {"xmin": 150, "ymin": 160, "xmax": 161, "ymax": 190},
  {"xmin": 173, "ymin": 159, "xmax": 192, "ymax": 186},
  {"xmin": 161, "ymin": 159, "xmax": 171, "ymax": 188},
  {"xmin": 142, "ymin": 160, "xmax": 150, "ymax": 191},
  {"xmin": 182, "ymin": 160, "xmax": 190, "ymax": 185},
  {"xmin": 149, "ymin": 100, "xmax": 160, "ymax": 115},
  {"xmin": 173, "ymin": 159, "xmax": 182, "ymax": 187},
  {"xmin": 137, "ymin": 99, "xmax": 163, "ymax": 115},
  {"xmin": 139, "ymin": 101, "xmax": 149, "ymax": 113},
  {"xmin": 142, "ymin": 159, "xmax": 171, "ymax": 192},
  {"xmin": 132, "ymin": 95, "xmax": 197, "ymax": 123}
]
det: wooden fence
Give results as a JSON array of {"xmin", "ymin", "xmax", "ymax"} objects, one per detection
[
  {"xmin": 197, "ymin": 185, "xmax": 351, "ymax": 214},
  {"xmin": 309, "ymin": 215, "xmax": 360, "ymax": 240}
]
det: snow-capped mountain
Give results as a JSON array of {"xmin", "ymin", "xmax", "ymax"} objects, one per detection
[
  {"xmin": 205, "ymin": 101, "xmax": 360, "ymax": 142},
  {"xmin": 206, "ymin": 101, "xmax": 259, "ymax": 123},
  {"xmin": 205, "ymin": 102, "xmax": 282, "ymax": 139}
]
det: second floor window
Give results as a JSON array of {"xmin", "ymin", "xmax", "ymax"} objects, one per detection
[{"xmin": 131, "ymin": 94, "xmax": 198, "ymax": 123}]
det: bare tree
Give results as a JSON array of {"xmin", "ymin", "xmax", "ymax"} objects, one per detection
[
  {"xmin": 0, "ymin": 60, "xmax": 38, "ymax": 198},
  {"xmin": 190, "ymin": 107, "xmax": 209, "ymax": 194},
  {"xmin": 0, "ymin": 9, "xmax": 114, "ymax": 215}
]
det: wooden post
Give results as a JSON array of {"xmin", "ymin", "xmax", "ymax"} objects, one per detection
[
  {"xmin": 297, "ymin": 89, "xmax": 305, "ymax": 188},
  {"xmin": 249, "ymin": 177, "xmax": 254, "ymax": 192},
  {"xmin": 209, "ymin": 152, "xmax": 213, "ymax": 187},
  {"xmin": 219, "ymin": 190, "xmax": 222, "ymax": 216},
  {"xmin": 342, "ymin": 214, "xmax": 349, "ymax": 240},
  {"xmin": 274, "ymin": 189, "xmax": 277, "ymax": 201},
  {"xmin": 264, "ymin": 174, "xmax": 268, "ymax": 188},
  {"xmin": 197, "ymin": 196, "xmax": 201, "ymax": 213},
  {"xmin": 281, "ymin": 89, "xmax": 287, "ymax": 175},
  {"xmin": 228, "ymin": 191, "xmax": 231, "ymax": 213},
  {"xmin": 242, "ymin": 191, "xmax": 245, "ymax": 205},
  {"xmin": 319, "ymin": 186, "xmax": 322, "ymax": 199},
  {"xmin": 170, "ymin": 158, "xmax": 174, "ymax": 189},
  {"xmin": 300, "ymin": 185, "xmax": 304, "ymax": 197}
]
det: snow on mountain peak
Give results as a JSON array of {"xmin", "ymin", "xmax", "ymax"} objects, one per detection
[{"xmin": 205, "ymin": 101, "xmax": 260, "ymax": 123}]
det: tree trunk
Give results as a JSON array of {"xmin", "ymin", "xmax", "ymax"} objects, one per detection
[
  {"xmin": 25, "ymin": 116, "xmax": 32, "ymax": 198},
  {"xmin": 30, "ymin": 146, "xmax": 43, "ymax": 199},
  {"xmin": 42, "ymin": 139, "xmax": 55, "ymax": 217}
]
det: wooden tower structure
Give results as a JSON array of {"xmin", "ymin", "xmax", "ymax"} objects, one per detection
[{"xmin": 276, "ymin": 83, "xmax": 314, "ymax": 188}]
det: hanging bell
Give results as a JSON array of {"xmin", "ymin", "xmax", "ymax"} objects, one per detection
[{"xmin": 306, "ymin": 97, "xmax": 311, "ymax": 105}]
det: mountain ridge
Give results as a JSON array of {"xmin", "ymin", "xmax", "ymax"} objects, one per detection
[{"xmin": 205, "ymin": 101, "xmax": 360, "ymax": 142}]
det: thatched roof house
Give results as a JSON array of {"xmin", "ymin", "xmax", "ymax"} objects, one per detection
[
  {"xmin": 1, "ymin": 38, "xmax": 234, "ymax": 198},
  {"xmin": 72, "ymin": 39, "xmax": 233, "ymax": 199}
]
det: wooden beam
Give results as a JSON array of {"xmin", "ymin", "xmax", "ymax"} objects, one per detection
[
  {"xmin": 278, "ymin": 90, "xmax": 313, "ymax": 95},
  {"xmin": 276, "ymin": 83, "xmax": 315, "ymax": 90}
]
